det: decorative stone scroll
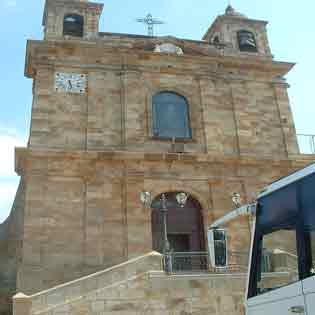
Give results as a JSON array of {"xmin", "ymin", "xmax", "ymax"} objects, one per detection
[{"xmin": 154, "ymin": 43, "xmax": 184, "ymax": 55}]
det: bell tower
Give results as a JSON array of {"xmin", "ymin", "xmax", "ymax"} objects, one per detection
[
  {"xmin": 42, "ymin": 0, "xmax": 103, "ymax": 40},
  {"xmin": 203, "ymin": 5, "xmax": 272, "ymax": 58}
]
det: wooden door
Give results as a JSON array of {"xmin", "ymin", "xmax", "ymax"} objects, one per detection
[{"xmin": 151, "ymin": 192, "xmax": 205, "ymax": 253}]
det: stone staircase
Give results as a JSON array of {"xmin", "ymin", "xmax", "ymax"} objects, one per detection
[{"xmin": 13, "ymin": 252, "xmax": 246, "ymax": 315}]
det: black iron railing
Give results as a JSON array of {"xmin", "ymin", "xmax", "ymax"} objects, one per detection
[
  {"xmin": 164, "ymin": 252, "xmax": 208, "ymax": 273},
  {"xmin": 297, "ymin": 134, "xmax": 315, "ymax": 154},
  {"xmin": 163, "ymin": 251, "xmax": 249, "ymax": 274}
]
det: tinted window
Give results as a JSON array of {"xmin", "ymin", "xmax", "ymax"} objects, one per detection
[
  {"xmin": 257, "ymin": 229, "xmax": 299, "ymax": 295},
  {"xmin": 300, "ymin": 174, "xmax": 315, "ymax": 278},
  {"xmin": 152, "ymin": 92, "xmax": 192, "ymax": 140},
  {"xmin": 213, "ymin": 230, "xmax": 227, "ymax": 267},
  {"xmin": 63, "ymin": 14, "xmax": 84, "ymax": 37},
  {"xmin": 248, "ymin": 184, "xmax": 300, "ymax": 297},
  {"xmin": 248, "ymin": 174, "xmax": 315, "ymax": 298}
]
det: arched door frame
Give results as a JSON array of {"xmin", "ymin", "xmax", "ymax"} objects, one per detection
[{"xmin": 151, "ymin": 191, "xmax": 206, "ymax": 254}]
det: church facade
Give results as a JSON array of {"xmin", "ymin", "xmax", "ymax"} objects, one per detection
[{"xmin": 0, "ymin": 0, "xmax": 313, "ymax": 314}]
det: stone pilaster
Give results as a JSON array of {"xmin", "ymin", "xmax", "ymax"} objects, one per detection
[
  {"xmin": 13, "ymin": 293, "xmax": 32, "ymax": 315},
  {"xmin": 273, "ymin": 83, "xmax": 299, "ymax": 156},
  {"xmin": 199, "ymin": 77, "xmax": 238, "ymax": 156}
]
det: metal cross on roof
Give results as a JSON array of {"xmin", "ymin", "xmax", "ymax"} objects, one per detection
[{"xmin": 136, "ymin": 13, "xmax": 165, "ymax": 37}]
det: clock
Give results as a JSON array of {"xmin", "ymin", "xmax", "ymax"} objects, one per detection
[{"xmin": 55, "ymin": 72, "xmax": 87, "ymax": 94}]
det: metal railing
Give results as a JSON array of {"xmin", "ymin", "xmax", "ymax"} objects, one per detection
[
  {"xmin": 297, "ymin": 134, "xmax": 315, "ymax": 154},
  {"xmin": 164, "ymin": 252, "xmax": 208, "ymax": 273},
  {"xmin": 163, "ymin": 251, "xmax": 249, "ymax": 274}
]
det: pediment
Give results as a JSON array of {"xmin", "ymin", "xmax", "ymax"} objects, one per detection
[
  {"xmin": 154, "ymin": 43, "xmax": 184, "ymax": 55},
  {"xmin": 131, "ymin": 36, "xmax": 220, "ymax": 57}
]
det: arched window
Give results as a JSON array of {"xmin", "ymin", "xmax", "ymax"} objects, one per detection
[
  {"xmin": 237, "ymin": 30, "xmax": 257, "ymax": 52},
  {"xmin": 152, "ymin": 92, "xmax": 192, "ymax": 140},
  {"xmin": 63, "ymin": 14, "xmax": 84, "ymax": 37}
]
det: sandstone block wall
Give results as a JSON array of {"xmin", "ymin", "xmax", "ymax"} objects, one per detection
[
  {"xmin": 13, "ymin": 252, "xmax": 247, "ymax": 315},
  {"xmin": 0, "ymin": 181, "xmax": 25, "ymax": 315},
  {"xmin": 26, "ymin": 41, "xmax": 299, "ymax": 157},
  {"xmin": 13, "ymin": 146, "xmax": 314, "ymax": 295}
]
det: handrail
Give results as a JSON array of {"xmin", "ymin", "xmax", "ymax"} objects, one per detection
[{"xmin": 297, "ymin": 134, "xmax": 315, "ymax": 154}]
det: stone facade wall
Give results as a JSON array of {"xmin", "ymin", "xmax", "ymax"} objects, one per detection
[
  {"xmin": 14, "ymin": 146, "xmax": 313, "ymax": 295},
  {"xmin": 0, "ymin": 181, "xmax": 25, "ymax": 315},
  {"xmin": 13, "ymin": 252, "xmax": 247, "ymax": 315},
  {"xmin": 27, "ymin": 41, "xmax": 299, "ymax": 157},
  {"xmin": 1, "ymin": 1, "xmax": 309, "ymax": 313}
]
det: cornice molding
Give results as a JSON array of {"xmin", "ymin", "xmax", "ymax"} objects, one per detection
[
  {"xmin": 25, "ymin": 40, "xmax": 295, "ymax": 80},
  {"xmin": 15, "ymin": 147, "xmax": 314, "ymax": 176}
]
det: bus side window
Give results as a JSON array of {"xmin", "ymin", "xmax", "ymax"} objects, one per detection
[
  {"xmin": 249, "ymin": 184, "xmax": 300, "ymax": 297},
  {"xmin": 256, "ymin": 229, "xmax": 299, "ymax": 295}
]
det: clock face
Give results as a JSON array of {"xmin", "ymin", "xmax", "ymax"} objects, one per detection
[{"xmin": 55, "ymin": 72, "xmax": 87, "ymax": 94}]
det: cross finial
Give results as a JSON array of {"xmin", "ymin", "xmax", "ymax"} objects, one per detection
[{"xmin": 136, "ymin": 13, "xmax": 165, "ymax": 37}]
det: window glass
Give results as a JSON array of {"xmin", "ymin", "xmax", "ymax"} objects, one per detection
[
  {"xmin": 300, "ymin": 175, "xmax": 315, "ymax": 278},
  {"xmin": 63, "ymin": 14, "xmax": 84, "ymax": 37},
  {"xmin": 257, "ymin": 229, "xmax": 299, "ymax": 295},
  {"xmin": 249, "ymin": 172, "xmax": 315, "ymax": 298},
  {"xmin": 152, "ymin": 92, "xmax": 192, "ymax": 140},
  {"xmin": 249, "ymin": 184, "xmax": 300, "ymax": 297},
  {"xmin": 213, "ymin": 230, "xmax": 227, "ymax": 267},
  {"xmin": 304, "ymin": 231, "xmax": 315, "ymax": 276},
  {"xmin": 258, "ymin": 184, "xmax": 298, "ymax": 235}
]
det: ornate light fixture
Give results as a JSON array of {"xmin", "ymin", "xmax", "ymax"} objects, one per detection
[
  {"xmin": 176, "ymin": 192, "xmax": 189, "ymax": 207},
  {"xmin": 232, "ymin": 192, "xmax": 241, "ymax": 208},
  {"xmin": 140, "ymin": 191, "xmax": 152, "ymax": 207}
]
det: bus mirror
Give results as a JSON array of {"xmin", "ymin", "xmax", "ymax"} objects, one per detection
[{"xmin": 207, "ymin": 229, "xmax": 228, "ymax": 268}]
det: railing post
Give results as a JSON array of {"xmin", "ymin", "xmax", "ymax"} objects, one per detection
[
  {"xmin": 13, "ymin": 293, "xmax": 32, "ymax": 315},
  {"xmin": 311, "ymin": 136, "xmax": 315, "ymax": 153}
]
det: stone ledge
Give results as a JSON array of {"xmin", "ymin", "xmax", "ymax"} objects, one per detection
[
  {"xmin": 25, "ymin": 39, "xmax": 294, "ymax": 79},
  {"xmin": 148, "ymin": 271, "xmax": 247, "ymax": 280},
  {"xmin": 15, "ymin": 147, "xmax": 315, "ymax": 174}
]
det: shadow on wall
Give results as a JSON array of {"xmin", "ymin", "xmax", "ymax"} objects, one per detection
[{"xmin": 0, "ymin": 180, "xmax": 25, "ymax": 315}]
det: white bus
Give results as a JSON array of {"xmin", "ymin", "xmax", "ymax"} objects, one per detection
[{"xmin": 210, "ymin": 164, "xmax": 315, "ymax": 315}]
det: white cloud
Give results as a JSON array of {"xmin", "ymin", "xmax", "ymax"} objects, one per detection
[
  {"xmin": 5, "ymin": 0, "xmax": 17, "ymax": 7},
  {"xmin": 0, "ymin": 133, "xmax": 26, "ymax": 177},
  {"xmin": 0, "ymin": 179, "xmax": 19, "ymax": 223},
  {"xmin": 0, "ymin": 129, "xmax": 26, "ymax": 223}
]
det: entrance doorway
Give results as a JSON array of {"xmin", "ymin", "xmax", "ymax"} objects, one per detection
[
  {"xmin": 168, "ymin": 234, "xmax": 190, "ymax": 252},
  {"xmin": 151, "ymin": 192, "xmax": 206, "ymax": 253}
]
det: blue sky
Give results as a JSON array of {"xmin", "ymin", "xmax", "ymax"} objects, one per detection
[{"xmin": 0, "ymin": 0, "xmax": 314, "ymax": 223}]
